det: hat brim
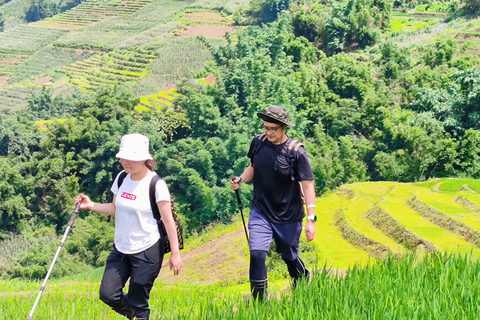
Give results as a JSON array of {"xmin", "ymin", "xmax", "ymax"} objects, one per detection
[
  {"xmin": 257, "ymin": 112, "xmax": 294, "ymax": 127},
  {"xmin": 116, "ymin": 151, "xmax": 153, "ymax": 161}
]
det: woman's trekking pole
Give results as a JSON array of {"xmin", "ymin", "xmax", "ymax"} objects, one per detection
[
  {"xmin": 234, "ymin": 189, "xmax": 249, "ymax": 244},
  {"xmin": 27, "ymin": 201, "xmax": 82, "ymax": 320}
]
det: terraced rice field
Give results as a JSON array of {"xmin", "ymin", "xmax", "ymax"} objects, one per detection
[
  {"xmin": 60, "ymin": 48, "xmax": 157, "ymax": 91},
  {"xmin": 0, "ymin": 53, "xmax": 30, "ymax": 77},
  {"xmin": 0, "ymin": 26, "xmax": 68, "ymax": 53},
  {"xmin": 314, "ymin": 179, "xmax": 480, "ymax": 269},
  {"xmin": 31, "ymin": 0, "xmax": 152, "ymax": 30},
  {"xmin": 135, "ymin": 75, "xmax": 215, "ymax": 112}
]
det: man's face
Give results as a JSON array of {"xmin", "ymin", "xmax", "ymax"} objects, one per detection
[{"xmin": 262, "ymin": 121, "xmax": 284, "ymax": 145}]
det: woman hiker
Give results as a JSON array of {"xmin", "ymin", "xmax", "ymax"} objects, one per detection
[{"xmin": 74, "ymin": 133, "xmax": 182, "ymax": 320}]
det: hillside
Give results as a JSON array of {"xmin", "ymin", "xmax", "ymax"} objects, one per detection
[
  {"xmin": 153, "ymin": 179, "xmax": 480, "ymax": 285},
  {"xmin": 1, "ymin": 0, "xmax": 480, "ymax": 113},
  {"xmin": 0, "ymin": 0, "xmax": 244, "ymax": 112}
]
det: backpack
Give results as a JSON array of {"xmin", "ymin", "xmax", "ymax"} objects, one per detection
[
  {"xmin": 252, "ymin": 133, "xmax": 304, "ymax": 181},
  {"xmin": 117, "ymin": 171, "xmax": 184, "ymax": 254}
]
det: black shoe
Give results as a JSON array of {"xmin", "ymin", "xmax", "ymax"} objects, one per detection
[
  {"xmin": 112, "ymin": 292, "xmax": 136, "ymax": 319},
  {"xmin": 250, "ymin": 279, "xmax": 268, "ymax": 302}
]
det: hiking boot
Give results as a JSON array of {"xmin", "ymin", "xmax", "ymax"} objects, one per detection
[
  {"xmin": 112, "ymin": 293, "xmax": 136, "ymax": 319},
  {"xmin": 291, "ymin": 269, "xmax": 312, "ymax": 289},
  {"xmin": 250, "ymin": 279, "xmax": 268, "ymax": 303}
]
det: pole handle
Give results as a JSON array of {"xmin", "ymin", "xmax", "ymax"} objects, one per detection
[{"xmin": 67, "ymin": 201, "xmax": 82, "ymax": 227}]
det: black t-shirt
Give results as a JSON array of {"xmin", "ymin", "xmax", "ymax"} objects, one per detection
[{"xmin": 247, "ymin": 136, "xmax": 314, "ymax": 224}]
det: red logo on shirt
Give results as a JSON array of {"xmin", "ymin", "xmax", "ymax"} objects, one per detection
[{"xmin": 121, "ymin": 192, "xmax": 136, "ymax": 200}]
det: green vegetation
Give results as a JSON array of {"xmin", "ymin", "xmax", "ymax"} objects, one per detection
[{"xmin": 1, "ymin": 252, "xmax": 480, "ymax": 319}]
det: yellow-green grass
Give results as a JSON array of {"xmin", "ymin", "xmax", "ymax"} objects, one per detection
[
  {"xmin": 59, "ymin": 49, "xmax": 155, "ymax": 91},
  {"xmin": 435, "ymin": 178, "xmax": 480, "ymax": 192},
  {"xmin": 34, "ymin": 119, "xmax": 69, "ymax": 130},
  {"xmin": 391, "ymin": 17, "xmax": 439, "ymax": 33},
  {"xmin": 31, "ymin": 0, "xmax": 153, "ymax": 30},
  {"xmin": 134, "ymin": 85, "xmax": 183, "ymax": 111},
  {"xmin": 415, "ymin": 188, "xmax": 480, "ymax": 231},
  {"xmin": 458, "ymin": 192, "xmax": 480, "ymax": 207},
  {"xmin": 340, "ymin": 186, "xmax": 404, "ymax": 254},
  {"xmin": 313, "ymin": 193, "xmax": 371, "ymax": 270},
  {"xmin": 150, "ymin": 95, "xmax": 172, "ymax": 106},
  {"xmin": 380, "ymin": 184, "xmax": 478, "ymax": 255}
]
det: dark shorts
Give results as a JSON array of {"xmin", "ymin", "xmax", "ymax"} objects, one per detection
[{"xmin": 248, "ymin": 209, "xmax": 303, "ymax": 261}]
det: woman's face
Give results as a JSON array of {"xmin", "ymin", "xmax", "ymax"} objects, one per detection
[{"xmin": 119, "ymin": 158, "xmax": 146, "ymax": 174}]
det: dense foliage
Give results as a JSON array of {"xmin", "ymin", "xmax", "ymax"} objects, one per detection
[
  {"xmin": 0, "ymin": 12, "xmax": 4, "ymax": 32},
  {"xmin": 24, "ymin": 0, "xmax": 88, "ymax": 22},
  {"xmin": 1, "ymin": 0, "xmax": 480, "ymax": 279}
]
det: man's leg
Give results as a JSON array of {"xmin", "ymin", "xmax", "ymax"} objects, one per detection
[
  {"xmin": 250, "ymin": 250, "xmax": 268, "ymax": 301},
  {"xmin": 127, "ymin": 240, "xmax": 163, "ymax": 320},
  {"xmin": 283, "ymin": 256, "xmax": 310, "ymax": 288},
  {"xmin": 99, "ymin": 247, "xmax": 135, "ymax": 319},
  {"xmin": 248, "ymin": 210, "xmax": 274, "ymax": 302},
  {"xmin": 272, "ymin": 220, "xmax": 309, "ymax": 288}
]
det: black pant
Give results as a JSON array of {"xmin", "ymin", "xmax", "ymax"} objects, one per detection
[{"xmin": 99, "ymin": 240, "xmax": 163, "ymax": 319}]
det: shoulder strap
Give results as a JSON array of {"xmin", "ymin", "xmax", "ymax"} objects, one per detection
[
  {"xmin": 286, "ymin": 139, "xmax": 304, "ymax": 181},
  {"xmin": 149, "ymin": 174, "xmax": 162, "ymax": 221},
  {"xmin": 117, "ymin": 170, "xmax": 128, "ymax": 189},
  {"xmin": 288, "ymin": 139, "xmax": 303, "ymax": 152},
  {"xmin": 253, "ymin": 133, "xmax": 267, "ymax": 153}
]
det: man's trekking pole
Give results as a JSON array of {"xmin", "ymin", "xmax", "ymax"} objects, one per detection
[
  {"xmin": 234, "ymin": 188, "xmax": 249, "ymax": 244},
  {"xmin": 27, "ymin": 201, "xmax": 82, "ymax": 320}
]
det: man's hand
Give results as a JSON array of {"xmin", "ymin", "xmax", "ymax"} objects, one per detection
[
  {"xmin": 230, "ymin": 176, "xmax": 242, "ymax": 190},
  {"xmin": 305, "ymin": 220, "xmax": 316, "ymax": 242}
]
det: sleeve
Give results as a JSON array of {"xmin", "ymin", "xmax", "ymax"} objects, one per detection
[
  {"xmin": 247, "ymin": 138, "xmax": 256, "ymax": 161},
  {"xmin": 296, "ymin": 147, "xmax": 314, "ymax": 181},
  {"xmin": 155, "ymin": 179, "xmax": 171, "ymax": 202},
  {"xmin": 110, "ymin": 172, "xmax": 122, "ymax": 195}
]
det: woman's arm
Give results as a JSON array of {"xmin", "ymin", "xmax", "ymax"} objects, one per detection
[
  {"xmin": 157, "ymin": 200, "xmax": 182, "ymax": 275},
  {"xmin": 74, "ymin": 194, "xmax": 116, "ymax": 216}
]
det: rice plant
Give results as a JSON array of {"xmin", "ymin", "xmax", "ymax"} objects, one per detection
[{"xmin": 2, "ymin": 252, "xmax": 479, "ymax": 319}]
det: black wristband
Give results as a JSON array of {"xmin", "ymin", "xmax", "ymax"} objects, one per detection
[{"xmin": 238, "ymin": 176, "xmax": 243, "ymax": 183}]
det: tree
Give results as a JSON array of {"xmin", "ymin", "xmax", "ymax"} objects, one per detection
[{"xmin": 0, "ymin": 12, "xmax": 5, "ymax": 32}]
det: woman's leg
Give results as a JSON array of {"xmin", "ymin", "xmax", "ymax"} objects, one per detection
[
  {"xmin": 127, "ymin": 240, "xmax": 163, "ymax": 319},
  {"xmin": 99, "ymin": 246, "xmax": 134, "ymax": 318}
]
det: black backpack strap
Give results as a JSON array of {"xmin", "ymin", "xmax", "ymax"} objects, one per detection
[
  {"xmin": 253, "ymin": 133, "xmax": 267, "ymax": 154},
  {"xmin": 286, "ymin": 139, "xmax": 303, "ymax": 181},
  {"xmin": 117, "ymin": 170, "xmax": 128, "ymax": 189},
  {"xmin": 149, "ymin": 174, "xmax": 162, "ymax": 222}
]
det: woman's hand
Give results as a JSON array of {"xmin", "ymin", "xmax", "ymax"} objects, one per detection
[
  {"xmin": 74, "ymin": 194, "xmax": 94, "ymax": 211},
  {"xmin": 169, "ymin": 252, "xmax": 182, "ymax": 275}
]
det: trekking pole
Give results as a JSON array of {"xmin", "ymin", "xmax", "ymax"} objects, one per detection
[
  {"xmin": 234, "ymin": 188, "xmax": 249, "ymax": 244},
  {"xmin": 27, "ymin": 201, "xmax": 82, "ymax": 320}
]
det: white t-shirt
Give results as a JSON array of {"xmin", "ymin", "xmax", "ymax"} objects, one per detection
[{"xmin": 111, "ymin": 170, "xmax": 171, "ymax": 254}]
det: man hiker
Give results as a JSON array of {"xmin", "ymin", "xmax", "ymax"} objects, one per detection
[{"xmin": 230, "ymin": 105, "xmax": 317, "ymax": 302}]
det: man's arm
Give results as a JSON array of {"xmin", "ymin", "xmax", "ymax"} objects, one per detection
[
  {"xmin": 301, "ymin": 180, "xmax": 316, "ymax": 242},
  {"xmin": 230, "ymin": 164, "xmax": 254, "ymax": 190}
]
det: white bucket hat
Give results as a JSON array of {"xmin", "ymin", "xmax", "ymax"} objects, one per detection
[{"xmin": 115, "ymin": 133, "xmax": 153, "ymax": 161}]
